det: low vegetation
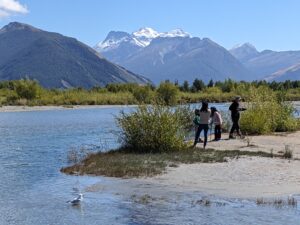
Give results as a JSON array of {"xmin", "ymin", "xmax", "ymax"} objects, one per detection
[
  {"xmin": 283, "ymin": 145, "xmax": 293, "ymax": 159},
  {"xmin": 256, "ymin": 197, "xmax": 297, "ymax": 207},
  {"xmin": 2, "ymin": 79, "xmax": 300, "ymax": 106},
  {"xmin": 61, "ymin": 148, "xmax": 276, "ymax": 178}
]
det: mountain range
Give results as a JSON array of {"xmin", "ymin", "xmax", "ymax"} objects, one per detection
[
  {"xmin": 95, "ymin": 28, "xmax": 253, "ymax": 84},
  {"xmin": 0, "ymin": 22, "xmax": 149, "ymax": 88},
  {"xmin": 96, "ymin": 28, "xmax": 300, "ymax": 83},
  {"xmin": 229, "ymin": 43, "xmax": 300, "ymax": 81},
  {"xmin": 1, "ymin": 22, "xmax": 299, "ymax": 88}
]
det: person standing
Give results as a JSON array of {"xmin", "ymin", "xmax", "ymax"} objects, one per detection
[
  {"xmin": 229, "ymin": 96, "xmax": 246, "ymax": 139},
  {"xmin": 210, "ymin": 107, "xmax": 223, "ymax": 141},
  {"xmin": 193, "ymin": 101, "xmax": 211, "ymax": 149}
]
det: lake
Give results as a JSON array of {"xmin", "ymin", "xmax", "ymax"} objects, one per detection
[{"xmin": 1, "ymin": 104, "xmax": 300, "ymax": 225}]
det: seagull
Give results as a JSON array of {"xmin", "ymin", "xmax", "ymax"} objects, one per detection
[{"xmin": 67, "ymin": 193, "xmax": 83, "ymax": 205}]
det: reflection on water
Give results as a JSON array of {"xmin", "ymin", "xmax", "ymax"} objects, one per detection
[{"xmin": 0, "ymin": 105, "xmax": 299, "ymax": 225}]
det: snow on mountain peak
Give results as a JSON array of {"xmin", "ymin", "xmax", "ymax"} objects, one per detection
[
  {"xmin": 160, "ymin": 28, "xmax": 190, "ymax": 38},
  {"xmin": 95, "ymin": 27, "xmax": 191, "ymax": 52},
  {"xmin": 132, "ymin": 27, "xmax": 190, "ymax": 46},
  {"xmin": 133, "ymin": 27, "xmax": 160, "ymax": 39},
  {"xmin": 132, "ymin": 27, "xmax": 160, "ymax": 47}
]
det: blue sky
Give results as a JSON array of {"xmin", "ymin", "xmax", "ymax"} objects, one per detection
[{"xmin": 0, "ymin": 0, "xmax": 299, "ymax": 51}]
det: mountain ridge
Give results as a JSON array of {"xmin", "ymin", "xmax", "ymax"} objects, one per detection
[
  {"xmin": 230, "ymin": 43, "xmax": 300, "ymax": 81},
  {"xmin": 0, "ymin": 22, "xmax": 150, "ymax": 88}
]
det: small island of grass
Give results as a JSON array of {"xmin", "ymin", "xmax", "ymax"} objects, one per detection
[{"xmin": 61, "ymin": 147, "xmax": 277, "ymax": 178}]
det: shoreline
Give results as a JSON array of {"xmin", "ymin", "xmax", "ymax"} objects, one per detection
[
  {"xmin": 1, "ymin": 102, "xmax": 298, "ymax": 113},
  {"xmin": 0, "ymin": 105, "xmax": 137, "ymax": 113},
  {"xmin": 1, "ymin": 101, "xmax": 300, "ymax": 113},
  {"xmin": 63, "ymin": 132, "xmax": 300, "ymax": 199}
]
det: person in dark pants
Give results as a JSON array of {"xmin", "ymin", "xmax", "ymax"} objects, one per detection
[
  {"xmin": 193, "ymin": 101, "xmax": 211, "ymax": 149},
  {"xmin": 229, "ymin": 96, "xmax": 246, "ymax": 139},
  {"xmin": 210, "ymin": 107, "xmax": 223, "ymax": 141}
]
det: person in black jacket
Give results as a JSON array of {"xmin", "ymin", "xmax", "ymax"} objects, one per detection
[{"xmin": 229, "ymin": 96, "xmax": 246, "ymax": 139}]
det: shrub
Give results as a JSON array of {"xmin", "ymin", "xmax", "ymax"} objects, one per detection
[
  {"xmin": 15, "ymin": 79, "xmax": 41, "ymax": 100},
  {"xmin": 116, "ymin": 104, "xmax": 193, "ymax": 153},
  {"xmin": 240, "ymin": 86, "xmax": 299, "ymax": 134},
  {"xmin": 202, "ymin": 87, "xmax": 222, "ymax": 95},
  {"xmin": 156, "ymin": 82, "xmax": 179, "ymax": 105},
  {"xmin": 106, "ymin": 83, "xmax": 139, "ymax": 93},
  {"xmin": 133, "ymin": 86, "xmax": 153, "ymax": 103}
]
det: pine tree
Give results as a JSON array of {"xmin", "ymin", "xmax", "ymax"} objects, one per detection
[
  {"xmin": 207, "ymin": 79, "xmax": 214, "ymax": 88},
  {"xmin": 192, "ymin": 78, "xmax": 205, "ymax": 92}
]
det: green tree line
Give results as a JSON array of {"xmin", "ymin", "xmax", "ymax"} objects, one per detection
[{"xmin": 1, "ymin": 79, "xmax": 300, "ymax": 106}]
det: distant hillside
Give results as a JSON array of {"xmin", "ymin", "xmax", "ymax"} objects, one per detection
[
  {"xmin": 265, "ymin": 63, "xmax": 300, "ymax": 81},
  {"xmin": 0, "ymin": 22, "xmax": 149, "ymax": 88},
  {"xmin": 230, "ymin": 43, "xmax": 300, "ymax": 81},
  {"xmin": 95, "ymin": 28, "xmax": 253, "ymax": 84}
]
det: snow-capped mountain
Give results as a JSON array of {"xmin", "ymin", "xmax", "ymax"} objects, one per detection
[
  {"xmin": 132, "ymin": 27, "xmax": 160, "ymax": 46},
  {"xmin": 95, "ymin": 27, "xmax": 190, "ymax": 52},
  {"xmin": 94, "ymin": 31, "xmax": 144, "ymax": 52},
  {"xmin": 94, "ymin": 28, "xmax": 252, "ymax": 84}
]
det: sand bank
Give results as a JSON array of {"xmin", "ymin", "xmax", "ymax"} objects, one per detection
[{"xmin": 143, "ymin": 132, "xmax": 300, "ymax": 199}]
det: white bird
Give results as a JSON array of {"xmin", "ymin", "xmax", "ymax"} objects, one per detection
[{"xmin": 67, "ymin": 193, "xmax": 83, "ymax": 205}]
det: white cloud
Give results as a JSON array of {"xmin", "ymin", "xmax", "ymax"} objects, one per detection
[
  {"xmin": 0, "ymin": 9, "xmax": 9, "ymax": 17},
  {"xmin": 0, "ymin": 0, "xmax": 28, "ymax": 18}
]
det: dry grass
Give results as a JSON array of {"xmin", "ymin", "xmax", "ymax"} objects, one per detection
[
  {"xmin": 256, "ymin": 197, "xmax": 297, "ymax": 207},
  {"xmin": 61, "ymin": 148, "xmax": 276, "ymax": 178},
  {"xmin": 283, "ymin": 145, "xmax": 293, "ymax": 159}
]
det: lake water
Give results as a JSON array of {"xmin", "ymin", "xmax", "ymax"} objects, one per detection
[{"xmin": 1, "ymin": 104, "xmax": 300, "ymax": 225}]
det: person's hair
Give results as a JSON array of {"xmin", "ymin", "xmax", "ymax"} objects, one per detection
[
  {"xmin": 233, "ymin": 96, "xmax": 241, "ymax": 102},
  {"xmin": 200, "ymin": 101, "xmax": 209, "ymax": 112},
  {"xmin": 210, "ymin": 107, "xmax": 217, "ymax": 117},
  {"xmin": 194, "ymin": 109, "xmax": 200, "ymax": 115}
]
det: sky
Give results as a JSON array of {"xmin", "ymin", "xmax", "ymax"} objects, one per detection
[{"xmin": 0, "ymin": 0, "xmax": 299, "ymax": 51}]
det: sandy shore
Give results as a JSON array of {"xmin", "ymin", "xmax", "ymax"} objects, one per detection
[
  {"xmin": 143, "ymin": 132, "xmax": 300, "ymax": 199},
  {"xmin": 0, "ymin": 105, "xmax": 136, "ymax": 112},
  {"xmin": 209, "ymin": 132, "xmax": 300, "ymax": 159}
]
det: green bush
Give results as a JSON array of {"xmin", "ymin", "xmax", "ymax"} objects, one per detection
[
  {"xmin": 116, "ymin": 104, "xmax": 193, "ymax": 153},
  {"xmin": 240, "ymin": 86, "xmax": 299, "ymax": 134},
  {"xmin": 133, "ymin": 86, "xmax": 153, "ymax": 103},
  {"xmin": 14, "ymin": 79, "xmax": 41, "ymax": 100},
  {"xmin": 156, "ymin": 82, "xmax": 179, "ymax": 105}
]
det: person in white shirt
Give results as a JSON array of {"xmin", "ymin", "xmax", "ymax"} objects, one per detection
[
  {"xmin": 210, "ymin": 107, "xmax": 223, "ymax": 141},
  {"xmin": 193, "ymin": 101, "xmax": 211, "ymax": 149}
]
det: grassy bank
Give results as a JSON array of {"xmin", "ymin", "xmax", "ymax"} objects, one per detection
[{"xmin": 61, "ymin": 148, "xmax": 277, "ymax": 178}]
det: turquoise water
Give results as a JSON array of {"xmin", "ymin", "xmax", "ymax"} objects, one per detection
[{"xmin": 0, "ymin": 105, "xmax": 300, "ymax": 225}]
